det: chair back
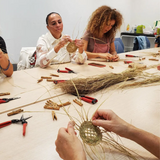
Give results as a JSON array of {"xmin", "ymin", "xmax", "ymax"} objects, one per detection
[
  {"xmin": 133, "ymin": 36, "xmax": 150, "ymax": 50},
  {"xmin": 114, "ymin": 38, "xmax": 124, "ymax": 53},
  {"xmin": 17, "ymin": 47, "xmax": 36, "ymax": 70}
]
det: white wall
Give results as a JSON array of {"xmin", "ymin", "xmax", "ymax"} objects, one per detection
[
  {"xmin": 0, "ymin": 0, "xmax": 159, "ymax": 63},
  {"xmin": 130, "ymin": 0, "xmax": 160, "ymax": 27}
]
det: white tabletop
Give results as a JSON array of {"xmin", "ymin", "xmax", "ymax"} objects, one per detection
[
  {"xmin": 0, "ymin": 48, "xmax": 160, "ymax": 160},
  {"xmin": 0, "ymin": 85, "xmax": 159, "ymax": 160}
]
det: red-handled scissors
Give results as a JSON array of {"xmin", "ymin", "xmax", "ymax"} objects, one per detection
[
  {"xmin": 0, "ymin": 97, "xmax": 21, "ymax": 104},
  {"xmin": 125, "ymin": 54, "xmax": 141, "ymax": 58},
  {"xmin": 124, "ymin": 60, "xmax": 133, "ymax": 64},
  {"xmin": 20, "ymin": 115, "xmax": 31, "ymax": 136},
  {"xmin": 57, "ymin": 67, "xmax": 76, "ymax": 73},
  {"xmin": 0, "ymin": 115, "xmax": 32, "ymax": 136}
]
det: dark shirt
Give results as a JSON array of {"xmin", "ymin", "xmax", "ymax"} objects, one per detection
[
  {"xmin": 155, "ymin": 36, "xmax": 160, "ymax": 47},
  {"xmin": 0, "ymin": 36, "xmax": 7, "ymax": 53}
]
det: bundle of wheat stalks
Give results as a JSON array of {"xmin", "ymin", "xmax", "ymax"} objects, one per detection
[
  {"xmin": 56, "ymin": 66, "xmax": 160, "ymax": 94},
  {"xmin": 56, "ymin": 69, "xmax": 141, "ymax": 95}
]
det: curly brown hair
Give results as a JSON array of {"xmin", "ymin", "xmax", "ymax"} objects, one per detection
[{"xmin": 87, "ymin": 5, "xmax": 123, "ymax": 40}]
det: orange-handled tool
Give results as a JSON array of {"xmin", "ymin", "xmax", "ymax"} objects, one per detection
[
  {"xmin": 125, "ymin": 54, "xmax": 140, "ymax": 57},
  {"xmin": 0, "ymin": 119, "xmax": 19, "ymax": 128},
  {"xmin": 0, "ymin": 97, "xmax": 20, "ymax": 104},
  {"xmin": 20, "ymin": 115, "xmax": 31, "ymax": 136},
  {"xmin": 57, "ymin": 68, "xmax": 77, "ymax": 73},
  {"xmin": 0, "ymin": 115, "xmax": 32, "ymax": 136},
  {"xmin": 124, "ymin": 61, "xmax": 133, "ymax": 64},
  {"xmin": 23, "ymin": 123, "xmax": 27, "ymax": 136}
]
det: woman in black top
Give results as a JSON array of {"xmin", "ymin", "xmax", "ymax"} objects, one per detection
[{"xmin": 0, "ymin": 36, "xmax": 13, "ymax": 77}]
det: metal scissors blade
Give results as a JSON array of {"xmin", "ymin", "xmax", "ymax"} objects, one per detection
[{"xmin": 20, "ymin": 115, "xmax": 32, "ymax": 121}]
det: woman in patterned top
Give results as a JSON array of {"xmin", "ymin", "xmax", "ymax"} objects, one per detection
[{"xmin": 35, "ymin": 12, "xmax": 87, "ymax": 68}]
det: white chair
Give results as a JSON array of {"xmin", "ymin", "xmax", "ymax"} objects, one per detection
[{"xmin": 17, "ymin": 47, "xmax": 36, "ymax": 70}]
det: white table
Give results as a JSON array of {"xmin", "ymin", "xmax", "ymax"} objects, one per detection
[
  {"xmin": 0, "ymin": 48, "xmax": 160, "ymax": 159},
  {"xmin": 0, "ymin": 84, "xmax": 159, "ymax": 160}
]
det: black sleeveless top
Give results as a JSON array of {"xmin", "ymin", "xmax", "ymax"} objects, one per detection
[{"xmin": 0, "ymin": 36, "xmax": 7, "ymax": 53}]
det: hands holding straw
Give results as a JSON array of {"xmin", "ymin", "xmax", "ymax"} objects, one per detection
[
  {"xmin": 55, "ymin": 109, "xmax": 160, "ymax": 159},
  {"xmin": 55, "ymin": 121, "xmax": 86, "ymax": 160}
]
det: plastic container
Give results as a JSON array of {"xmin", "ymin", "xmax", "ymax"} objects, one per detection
[
  {"xmin": 126, "ymin": 24, "xmax": 130, "ymax": 32},
  {"xmin": 136, "ymin": 25, "xmax": 145, "ymax": 34},
  {"xmin": 157, "ymin": 28, "xmax": 160, "ymax": 35}
]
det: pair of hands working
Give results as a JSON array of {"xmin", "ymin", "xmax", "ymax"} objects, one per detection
[
  {"xmin": 55, "ymin": 109, "xmax": 129, "ymax": 160},
  {"xmin": 55, "ymin": 109, "xmax": 160, "ymax": 160},
  {"xmin": 54, "ymin": 35, "xmax": 84, "ymax": 54},
  {"xmin": 99, "ymin": 53, "xmax": 119, "ymax": 62}
]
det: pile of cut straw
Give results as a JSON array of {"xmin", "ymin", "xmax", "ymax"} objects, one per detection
[{"xmin": 56, "ymin": 69, "xmax": 141, "ymax": 95}]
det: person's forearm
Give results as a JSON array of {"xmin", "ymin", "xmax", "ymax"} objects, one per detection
[
  {"xmin": 0, "ymin": 54, "xmax": 9, "ymax": 68},
  {"xmin": 127, "ymin": 126, "xmax": 160, "ymax": 158},
  {"xmin": 85, "ymin": 51, "xmax": 100, "ymax": 59},
  {"xmin": 54, "ymin": 44, "xmax": 61, "ymax": 53},
  {"xmin": 78, "ymin": 47, "xmax": 83, "ymax": 54},
  {"xmin": 110, "ymin": 51, "xmax": 117, "ymax": 55},
  {"xmin": 0, "ymin": 58, "xmax": 13, "ymax": 77},
  {"xmin": 2, "ymin": 63, "xmax": 13, "ymax": 77}
]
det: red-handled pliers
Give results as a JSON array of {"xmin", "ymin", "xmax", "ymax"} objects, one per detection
[
  {"xmin": 0, "ymin": 115, "xmax": 32, "ymax": 136},
  {"xmin": 125, "ymin": 54, "xmax": 140, "ymax": 58},
  {"xmin": 53, "ymin": 80, "xmax": 67, "ymax": 84},
  {"xmin": 20, "ymin": 115, "xmax": 31, "ymax": 136},
  {"xmin": 0, "ymin": 97, "xmax": 21, "ymax": 104},
  {"xmin": 124, "ymin": 60, "xmax": 133, "ymax": 64},
  {"xmin": 74, "ymin": 95, "xmax": 97, "ymax": 104},
  {"xmin": 80, "ymin": 95, "xmax": 98, "ymax": 104},
  {"xmin": 57, "ymin": 67, "xmax": 76, "ymax": 73}
]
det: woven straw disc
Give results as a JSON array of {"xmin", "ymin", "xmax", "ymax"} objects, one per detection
[
  {"xmin": 79, "ymin": 121, "xmax": 102, "ymax": 146},
  {"xmin": 66, "ymin": 41, "xmax": 77, "ymax": 53}
]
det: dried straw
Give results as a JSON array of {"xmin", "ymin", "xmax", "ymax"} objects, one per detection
[
  {"xmin": 61, "ymin": 102, "xmax": 143, "ymax": 160},
  {"xmin": 79, "ymin": 121, "xmax": 102, "ymax": 146},
  {"xmin": 120, "ymin": 74, "xmax": 160, "ymax": 89},
  {"xmin": 56, "ymin": 68, "xmax": 141, "ymax": 95}
]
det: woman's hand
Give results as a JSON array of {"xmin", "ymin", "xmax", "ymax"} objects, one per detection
[
  {"xmin": 92, "ymin": 109, "xmax": 132, "ymax": 138},
  {"xmin": 55, "ymin": 121, "xmax": 86, "ymax": 160},
  {"xmin": 55, "ymin": 35, "xmax": 72, "ymax": 53},
  {"xmin": 75, "ymin": 39, "xmax": 84, "ymax": 54},
  {"xmin": 99, "ymin": 53, "xmax": 113, "ymax": 61},
  {"xmin": 99, "ymin": 53, "xmax": 119, "ymax": 62},
  {"xmin": 112, "ymin": 54, "xmax": 119, "ymax": 62}
]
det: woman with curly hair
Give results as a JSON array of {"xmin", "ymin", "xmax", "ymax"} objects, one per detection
[{"xmin": 82, "ymin": 5, "xmax": 123, "ymax": 62}]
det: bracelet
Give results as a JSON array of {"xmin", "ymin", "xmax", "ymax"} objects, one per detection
[{"xmin": 0, "ymin": 60, "xmax": 10, "ymax": 71}]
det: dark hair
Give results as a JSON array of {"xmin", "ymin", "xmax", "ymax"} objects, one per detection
[{"xmin": 46, "ymin": 12, "xmax": 61, "ymax": 25}]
